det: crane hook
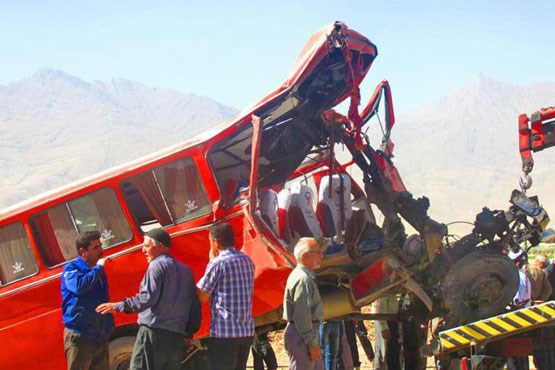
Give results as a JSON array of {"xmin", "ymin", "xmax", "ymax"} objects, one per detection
[{"xmin": 519, "ymin": 173, "xmax": 533, "ymax": 193}]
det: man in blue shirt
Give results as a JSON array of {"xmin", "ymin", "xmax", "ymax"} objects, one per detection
[
  {"xmin": 61, "ymin": 230, "xmax": 114, "ymax": 370},
  {"xmin": 197, "ymin": 221, "xmax": 255, "ymax": 370},
  {"xmin": 96, "ymin": 228, "xmax": 201, "ymax": 370}
]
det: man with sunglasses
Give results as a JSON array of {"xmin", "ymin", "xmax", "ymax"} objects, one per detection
[{"xmin": 283, "ymin": 237, "xmax": 324, "ymax": 370}]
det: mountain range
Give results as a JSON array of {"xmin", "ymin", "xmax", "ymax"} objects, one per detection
[
  {"xmin": 392, "ymin": 74, "xmax": 555, "ymax": 232},
  {"xmin": 1, "ymin": 69, "xmax": 555, "ymax": 236},
  {"xmin": 0, "ymin": 68, "xmax": 237, "ymax": 208}
]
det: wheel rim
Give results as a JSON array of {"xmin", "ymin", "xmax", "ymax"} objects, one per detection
[
  {"xmin": 462, "ymin": 272, "xmax": 507, "ymax": 309},
  {"xmin": 112, "ymin": 353, "xmax": 131, "ymax": 370},
  {"xmin": 441, "ymin": 251, "xmax": 518, "ymax": 322}
]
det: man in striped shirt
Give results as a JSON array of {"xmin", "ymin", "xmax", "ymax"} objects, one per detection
[{"xmin": 197, "ymin": 221, "xmax": 255, "ymax": 370}]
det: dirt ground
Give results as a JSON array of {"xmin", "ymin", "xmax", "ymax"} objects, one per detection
[
  {"xmin": 262, "ymin": 321, "xmax": 378, "ymax": 369},
  {"xmin": 256, "ymin": 329, "xmax": 538, "ymax": 369}
]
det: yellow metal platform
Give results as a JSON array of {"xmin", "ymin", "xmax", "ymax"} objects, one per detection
[{"xmin": 439, "ymin": 301, "xmax": 555, "ymax": 353}]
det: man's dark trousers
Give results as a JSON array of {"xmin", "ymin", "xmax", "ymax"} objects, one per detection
[
  {"xmin": 208, "ymin": 336, "xmax": 253, "ymax": 370},
  {"xmin": 64, "ymin": 328, "xmax": 110, "ymax": 370},
  {"xmin": 130, "ymin": 325, "xmax": 184, "ymax": 370}
]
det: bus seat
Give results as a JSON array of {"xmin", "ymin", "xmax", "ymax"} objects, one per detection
[
  {"xmin": 288, "ymin": 183, "xmax": 323, "ymax": 240},
  {"xmin": 316, "ymin": 202, "xmax": 335, "ymax": 237},
  {"xmin": 259, "ymin": 189, "xmax": 279, "ymax": 235},
  {"xmin": 317, "ymin": 174, "xmax": 352, "ymax": 242},
  {"xmin": 277, "ymin": 188, "xmax": 293, "ymax": 243}
]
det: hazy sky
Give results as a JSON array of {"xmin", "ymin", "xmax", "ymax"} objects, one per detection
[{"xmin": 1, "ymin": 0, "xmax": 553, "ymax": 113}]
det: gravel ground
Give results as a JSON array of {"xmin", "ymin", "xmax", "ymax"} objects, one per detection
[
  {"xmin": 249, "ymin": 321, "xmax": 378, "ymax": 369},
  {"xmin": 248, "ymin": 322, "xmax": 459, "ymax": 369}
]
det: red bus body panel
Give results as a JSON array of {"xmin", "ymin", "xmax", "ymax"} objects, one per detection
[{"xmin": 0, "ymin": 22, "xmax": 379, "ymax": 368}]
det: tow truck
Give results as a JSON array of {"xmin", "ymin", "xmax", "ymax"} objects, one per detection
[
  {"xmin": 417, "ymin": 107, "xmax": 555, "ymax": 370},
  {"xmin": 519, "ymin": 107, "xmax": 555, "ymax": 192}
]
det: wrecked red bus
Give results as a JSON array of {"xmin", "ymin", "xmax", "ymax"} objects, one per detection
[{"xmin": 1, "ymin": 21, "xmax": 543, "ymax": 369}]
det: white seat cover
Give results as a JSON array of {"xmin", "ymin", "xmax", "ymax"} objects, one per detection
[
  {"xmin": 318, "ymin": 174, "xmax": 352, "ymax": 241},
  {"xmin": 259, "ymin": 189, "xmax": 279, "ymax": 235},
  {"xmin": 289, "ymin": 183, "xmax": 323, "ymax": 239},
  {"xmin": 277, "ymin": 188, "xmax": 292, "ymax": 240}
]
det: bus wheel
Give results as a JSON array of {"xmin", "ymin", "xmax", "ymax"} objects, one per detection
[
  {"xmin": 109, "ymin": 336, "xmax": 135, "ymax": 370},
  {"xmin": 441, "ymin": 250, "xmax": 519, "ymax": 323}
]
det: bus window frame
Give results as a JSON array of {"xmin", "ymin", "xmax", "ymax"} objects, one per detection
[
  {"xmin": 0, "ymin": 221, "xmax": 40, "ymax": 288},
  {"xmin": 68, "ymin": 187, "xmax": 134, "ymax": 249},
  {"xmin": 120, "ymin": 156, "xmax": 212, "ymax": 232},
  {"xmin": 29, "ymin": 186, "xmax": 134, "ymax": 270}
]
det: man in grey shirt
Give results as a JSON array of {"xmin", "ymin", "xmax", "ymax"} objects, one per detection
[
  {"xmin": 97, "ymin": 228, "xmax": 201, "ymax": 370},
  {"xmin": 283, "ymin": 237, "xmax": 324, "ymax": 370}
]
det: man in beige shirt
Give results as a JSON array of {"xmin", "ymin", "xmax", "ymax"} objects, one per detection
[
  {"xmin": 528, "ymin": 253, "xmax": 554, "ymax": 370},
  {"xmin": 283, "ymin": 237, "xmax": 324, "ymax": 370},
  {"xmin": 529, "ymin": 254, "xmax": 552, "ymax": 303}
]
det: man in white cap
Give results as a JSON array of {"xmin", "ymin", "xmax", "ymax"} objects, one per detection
[
  {"xmin": 508, "ymin": 249, "xmax": 531, "ymax": 370},
  {"xmin": 509, "ymin": 249, "xmax": 532, "ymax": 309}
]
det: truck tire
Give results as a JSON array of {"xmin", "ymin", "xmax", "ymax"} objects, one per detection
[
  {"xmin": 109, "ymin": 336, "xmax": 135, "ymax": 370},
  {"xmin": 441, "ymin": 250, "xmax": 519, "ymax": 324},
  {"xmin": 108, "ymin": 335, "xmax": 209, "ymax": 370}
]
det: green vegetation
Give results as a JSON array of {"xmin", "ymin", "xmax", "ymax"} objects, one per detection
[{"xmin": 527, "ymin": 243, "xmax": 555, "ymax": 260}]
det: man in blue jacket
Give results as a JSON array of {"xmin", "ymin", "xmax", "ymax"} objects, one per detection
[{"xmin": 61, "ymin": 230, "xmax": 114, "ymax": 370}]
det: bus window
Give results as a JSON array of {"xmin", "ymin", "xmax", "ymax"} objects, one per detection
[
  {"xmin": 121, "ymin": 172, "xmax": 173, "ymax": 232},
  {"xmin": 122, "ymin": 157, "xmax": 211, "ymax": 232},
  {"xmin": 0, "ymin": 222, "xmax": 39, "ymax": 285},
  {"xmin": 153, "ymin": 158, "xmax": 211, "ymax": 224},
  {"xmin": 31, "ymin": 203, "xmax": 78, "ymax": 266},
  {"xmin": 30, "ymin": 188, "xmax": 133, "ymax": 267},
  {"xmin": 68, "ymin": 188, "xmax": 133, "ymax": 248}
]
